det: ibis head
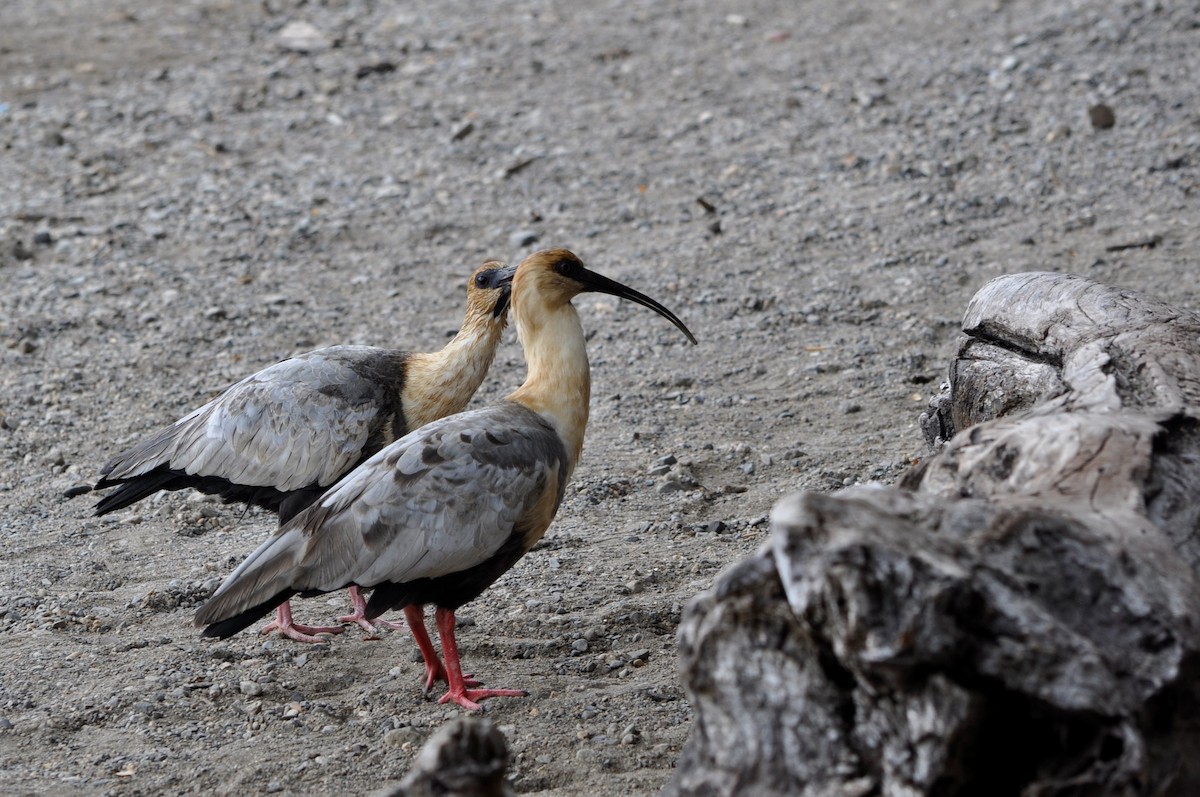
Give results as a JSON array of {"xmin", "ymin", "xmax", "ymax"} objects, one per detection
[
  {"xmin": 510, "ymin": 249, "xmax": 697, "ymax": 344},
  {"xmin": 463, "ymin": 261, "xmax": 517, "ymax": 324}
]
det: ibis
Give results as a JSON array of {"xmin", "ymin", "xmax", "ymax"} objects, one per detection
[
  {"xmin": 93, "ymin": 261, "xmax": 515, "ymax": 643},
  {"xmin": 194, "ymin": 248, "xmax": 697, "ymax": 709}
]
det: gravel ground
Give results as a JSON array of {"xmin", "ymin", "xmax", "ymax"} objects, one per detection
[{"xmin": 1, "ymin": 1, "xmax": 1197, "ymax": 795}]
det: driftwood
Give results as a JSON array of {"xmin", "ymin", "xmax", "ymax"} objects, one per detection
[
  {"xmin": 663, "ymin": 273, "xmax": 1200, "ymax": 797},
  {"xmin": 371, "ymin": 718, "xmax": 513, "ymax": 797}
]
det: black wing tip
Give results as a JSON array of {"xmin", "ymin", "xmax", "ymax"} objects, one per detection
[{"xmin": 196, "ymin": 590, "xmax": 297, "ymax": 639}]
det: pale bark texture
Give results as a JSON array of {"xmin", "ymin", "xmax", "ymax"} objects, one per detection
[
  {"xmin": 663, "ymin": 273, "xmax": 1200, "ymax": 797},
  {"xmin": 372, "ymin": 718, "xmax": 513, "ymax": 797}
]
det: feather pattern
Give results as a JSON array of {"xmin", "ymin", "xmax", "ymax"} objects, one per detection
[
  {"xmin": 194, "ymin": 401, "xmax": 568, "ymax": 631},
  {"xmin": 98, "ymin": 347, "xmax": 408, "ymax": 493}
]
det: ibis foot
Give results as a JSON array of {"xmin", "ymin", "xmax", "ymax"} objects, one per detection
[
  {"xmin": 434, "ymin": 606, "xmax": 527, "ymax": 711},
  {"xmin": 260, "ymin": 600, "xmax": 343, "ymax": 643},
  {"xmin": 338, "ymin": 586, "xmax": 406, "ymax": 634},
  {"xmin": 438, "ymin": 686, "xmax": 529, "ymax": 712}
]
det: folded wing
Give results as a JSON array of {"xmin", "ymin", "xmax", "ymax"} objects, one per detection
[
  {"xmin": 98, "ymin": 346, "xmax": 406, "ymax": 494},
  {"xmin": 195, "ymin": 401, "xmax": 567, "ymax": 633}
]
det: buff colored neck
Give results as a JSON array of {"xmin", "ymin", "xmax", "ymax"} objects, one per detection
[
  {"xmin": 508, "ymin": 302, "xmax": 590, "ymax": 474},
  {"xmin": 403, "ymin": 312, "xmax": 505, "ymax": 431}
]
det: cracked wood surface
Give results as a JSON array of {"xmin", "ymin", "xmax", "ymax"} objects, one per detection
[{"xmin": 664, "ymin": 273, "xmax": 1200, "ymax": 797}]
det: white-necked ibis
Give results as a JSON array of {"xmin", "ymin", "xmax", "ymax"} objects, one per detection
[
  {"xmin": 195, "ymin": 248, "xmax": 696, "ymax": 709},
  {"xmin": 94, "ymin": 261, "xmax": 515, "ymax": 643}
]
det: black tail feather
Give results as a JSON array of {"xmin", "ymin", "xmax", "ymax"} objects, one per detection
[
  {"xmin": 364, "ymin": 581, "xmax": 420, "ymax": 620},
  {"xmin": 199, "ymin": 589, "xmax": 297, "ymax": 639},
  {"xmin": 94, "ymin": 471, "xmax": 186, "ymax": 516},
  {"xmin": 93, "ymin": 467, "xmax": 309, "ymax": 520}
]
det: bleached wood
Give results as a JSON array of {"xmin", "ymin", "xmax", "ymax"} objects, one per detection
[{"xmin": 665, "ymin": 273, "xmax": 1200, "ymax": 797}]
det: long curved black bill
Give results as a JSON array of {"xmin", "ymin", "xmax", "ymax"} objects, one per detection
[
  {"xmin": 487, "ymin": 264, "xmax": 518, "ymax": 318},
  {"xmin": 574, "ymin": 266, "xmax": 697, "ymax": 344}
]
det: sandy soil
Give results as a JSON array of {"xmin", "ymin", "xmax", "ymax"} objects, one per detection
[{"xmin": 1, "ymin": 0, "xmax": 1197, "ymax": 795}]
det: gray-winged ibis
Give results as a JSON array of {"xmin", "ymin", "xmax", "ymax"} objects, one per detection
[
  {"xmin": 194, "ymin": 248, "xmax": 696, "ymax": 709},
  {"xmin": 93, "ymin": 261, "xmax": 515, "ymax": 643}
]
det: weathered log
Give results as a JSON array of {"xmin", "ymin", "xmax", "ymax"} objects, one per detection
[
  {"xmin": 371, "ymin": 718, "xmax": 513, "ymax": 797},
  {"xmin": 664, "ymin": 273, "xmax": 1200, "ymax": 797}
]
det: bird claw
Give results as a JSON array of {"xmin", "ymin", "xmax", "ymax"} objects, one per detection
[
  {"xmin": 423, "ymin": 664, "xmax": 480, "ymax": 692},
  {"xmin": 259, "ymin": 619, "xmax": 343, "ymax": 644},
  {"xmin": 335, "ymin": 611, "xmax": 406, "ymax": 635},
  {"xmin": 437, "ymin": 687, "xmax": 529, "ymax": 712}
]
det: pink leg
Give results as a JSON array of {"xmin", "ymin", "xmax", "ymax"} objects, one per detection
[
  {"xmin": 259, "ymin": 599, "xmax": 343, "ymax": 643},
  {"xmin": 403, "ymin": 605, "xmax": 480, "ymax": 691},
  {"xmin": 336, "ymin": 586, "xmax": 406, "ymax": 633},
  {"xmin": 434, "ymin": 607, "xmax": 527, "ymax": 711}
]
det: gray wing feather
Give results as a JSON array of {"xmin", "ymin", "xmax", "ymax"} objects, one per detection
[
  {"xmin": 300, "ymin": 403, "xmax": 561, "ymax": 590},
  {"xmin": 197, "ymin": 402, "xmax": 564, "ymax": 626},
  {"xmin": 102, "ymin": 347, "xmax": 403, "ymax": 491}
]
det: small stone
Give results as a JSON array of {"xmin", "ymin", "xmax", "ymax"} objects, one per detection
[
  {"xmin": 33, "ymin": 231, "xmax": 52, "ymax": 246},
  {"xmin": 840, "ymin": 401, "xmax": 862, "ymax": 414},
  {"xmin": 384, "ymin": 727, "xmax": 418, "ymax": 746},
  {"xmin": 509, "ymin": 230, "xmax": 540, "ymax": 248},
  {"xmin": 265, "ymin": 782, "xmax": 284, "ymax": 794},
  {"xmin": 1088, "ymin": 103, "xmax": 1115, "ymax": 130},
  {"xmin": 0, "ymin": 718, "xmax": 12, "ymax": 730},
  {"xmin": 571, "ymin": 638, "xmax": 589, "ymax": 653},
  {"xmin": 1046, "ymin": 123, "xmax": 1071, "ymax": 143},
  {"xmin": 278, "ymin": 21, "xmax": 329, "ymax": 53},
  {"xmin": 239, "ymin": 680, "xmax": 263, "ymax": 696}
]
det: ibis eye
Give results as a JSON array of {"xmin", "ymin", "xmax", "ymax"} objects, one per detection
[
  {"xmin": 475, "ymin": 271, "xmax": 492, "ymax": 289},
  {"xmin": 554, "ymin": 259, "xmax": 576, "ymax": 277}
]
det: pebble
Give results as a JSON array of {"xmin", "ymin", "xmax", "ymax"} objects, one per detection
[
  {"xmin": 509, "ymin": 229, "xmax": 540, "ymax": 247},
  {"xmin": 278, "ymin": 21, "xmax": 330, "ymax": 53},
  {"xmin": 1088, "ymin": 103, "xmax": 1115, "ymax": 130},
  {"xmin": 240, "ymin": 680, "xmax": 264, "ymax": 696},
  {"xmin": 384, "ymin": 727, "xmax": 418, "ymax": 746},
  {"xmin": 571, "ymin": 638, "xmax": 589, "ymax": 653},
  {"xmin": 0, "ymin": 718, "xmax": 12, "ymax": 730}
]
